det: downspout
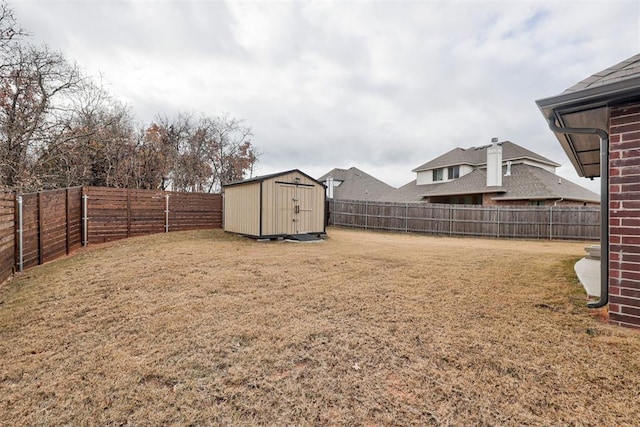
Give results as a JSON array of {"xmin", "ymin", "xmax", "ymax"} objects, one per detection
[{"xmin": 546, "ymin": 116, "xmax": 608, "ymax": 308}]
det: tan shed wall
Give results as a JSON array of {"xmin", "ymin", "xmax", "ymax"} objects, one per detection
[
  {"xmin": 224, "ymin": 171, "xmax": 325, "ymax": 237},
  {"xmin": 261, "ymin": 171, "xmax": 325, "ymax": 236},
  {"xmin": 223, "ymin": 182, "xmax": 261, "ymax": 235}
]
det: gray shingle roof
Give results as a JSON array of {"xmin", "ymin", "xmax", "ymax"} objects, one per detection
[
  {"xmin": 562, "ymin": 53, "xmax": 640, "ymax": 94},
  {"xmin": 536, "ymin": 52, "xmax": 640, "ymax": 178},
  {"xmin": 318, "ymin": 167, "xmax": 397, "ymax": 202},
  {"xmin": 492, "ymin": 164, "xmax": 599, "ymax": 202},
  {"xmin": 395, "ymin": 164, "xmax": 599, "ymax": 203},
  {"xmin": 412, "ymin": 141, "xmax": 559, "ymax": 172}
]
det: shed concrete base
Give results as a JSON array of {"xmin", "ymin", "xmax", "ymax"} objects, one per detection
[{"xmin": 574, "ymin": 257, "xmax": 600, "ymax": 298}]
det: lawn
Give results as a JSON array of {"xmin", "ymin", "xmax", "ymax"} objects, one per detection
[{"xmin": 1, "ymin": 227, "xmax": 639, "ymax": 425}]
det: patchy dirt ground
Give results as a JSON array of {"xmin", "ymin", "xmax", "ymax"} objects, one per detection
[{"xmin": 1, "ymin": 227, "xmax": 639, "ymax": 426}]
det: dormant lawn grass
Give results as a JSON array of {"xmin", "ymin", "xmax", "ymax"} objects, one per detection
[{"xmin": 1, "ymin": 227, "xmax": 639, "ymax": 426}]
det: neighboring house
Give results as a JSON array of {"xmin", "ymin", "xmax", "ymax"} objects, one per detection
[
  {"xmin": 318, "ymin": 167, "xmax": 397, "ymax": 202},
  {"xmin": 536, "ymin": 52, "xmax": 640, "ymax": 329},
  {"xmin": 396, "ymin": 140, "xmax": 600, "ymax": 206}
]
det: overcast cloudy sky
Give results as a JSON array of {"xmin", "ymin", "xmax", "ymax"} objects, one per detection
[{"xmin": 11, "ymin": 0, "xmax": 640, "ymax": 192}]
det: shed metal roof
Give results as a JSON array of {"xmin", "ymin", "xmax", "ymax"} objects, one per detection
[{"xmin": 223, "ymin": 169, "xmax": 325, "ymax": 188}]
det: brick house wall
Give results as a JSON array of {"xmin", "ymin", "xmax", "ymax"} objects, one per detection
[
  {"xmin": 482, "ymin": 193, "xmax": 598, "ymax": 207},
  {"xmin": 608, "ymin": 103, "xmax": 640, "ymax": 329}
]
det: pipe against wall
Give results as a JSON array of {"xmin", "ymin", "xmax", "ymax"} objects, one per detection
[{"xmin": 545, "ymin": 116, "xmax": 609, "ymax": 308}]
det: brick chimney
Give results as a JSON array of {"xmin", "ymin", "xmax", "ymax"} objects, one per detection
[{"xmin": 486, "ymin": 138, "xmax": 503, "ymax": 187}]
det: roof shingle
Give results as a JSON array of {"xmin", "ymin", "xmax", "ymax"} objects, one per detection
[
  {"xmin": 318, "ymin": 167, "xmax": 397, "ymax": 202},
  {"xmin": 562, "ymin": 53, "xmax": 640, "ymax": 94},
  {"xmin": 412, "ymin": 141, "xmax": 559, "ymax": 172},
  {"xmin": 395, "ymin": 163, "xmax": 599, "ymax": 203}
]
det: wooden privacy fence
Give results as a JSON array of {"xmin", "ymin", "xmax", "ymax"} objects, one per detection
[
  {"xmin": 18, "ymin": 187, "xmax": 83, "ymax": 271},
  {"xmin": 0, "ymin": 186, "xmax": 222, "ymax": 284},
  {"xmin": 84, "ymin": 187, "xmax": 222, "ymax": 244},
  {"xmin": 328, "ymin": 199, "xmax": 600, "ymax": 240},
  {"xmin": 0, "ymin": 192, "xmax": 14, "ymax": 284}
]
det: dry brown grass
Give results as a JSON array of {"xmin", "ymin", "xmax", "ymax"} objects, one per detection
[{"xmin": 1, "ymin": 227, "xmax": 639, "ymax": 426}]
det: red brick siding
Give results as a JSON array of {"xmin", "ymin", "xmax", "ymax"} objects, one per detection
[
  {"xmin": 482, "ymin": 193, "xmax": 597, "ymax": 207},
  {"xmin": 609, "ymin": 104, "xmax": 640, "ymax": 328}
]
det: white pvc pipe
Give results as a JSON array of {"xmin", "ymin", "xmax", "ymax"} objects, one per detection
[
  {"xmin": 17, "ymin": 195, "xmax": 23, "ymax": 272},
  {"xmin": 165, "ymin": 194, "xmax": 170, "ymax": 233},
  {"xmin": 82, "ymin": 194, "xmax": 88, "ymax": 246}
]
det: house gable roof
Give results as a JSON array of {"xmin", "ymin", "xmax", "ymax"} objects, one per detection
[
  {"xmin": 417, "ymin": 169, "xmax": 504, "ymax": 197},
  {"xmin": 412, "ymin": 141, "xmax": 559, "ymax": 172},
  {"xmin": 492, "ymin": 164, "xmax": 600, "ymax": 202},
  {"xmin": 536, "ymin": 52, "xmax": 640, "ymax": 178},
  {"xmin": 318, "ymin": 167, "xmax": 396, "ymax": 202},
  {"xmin": 395, "ymin": 163, "xmax": 599, "ymax": 203}
]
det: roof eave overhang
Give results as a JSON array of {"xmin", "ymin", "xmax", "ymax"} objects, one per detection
[
  {"xmin": 536, "ymin": 76, "xmax": 640, "ymax": 178},
  {"xmin": 412, "ymin": 161, "xmax": 475, "ymax": 173},
  {"xmin": 476, "ymin": 156, "xmax": 561, "ymax": 168},
  {"xmin": 422, "ymin": 187, "xmax": 506, "ymax": 197},
  {"xmin": 491, "ymin": 195, "xmax": 599, "ymax": 202}
]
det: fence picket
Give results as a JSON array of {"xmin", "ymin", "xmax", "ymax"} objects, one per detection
[
  {"xmin": 328, "ymin": 199, "xmax": 599, "ymax": 240},
  {"xmin": 0, "ymin": 186, "xmax": 223, "ymax": 285}
]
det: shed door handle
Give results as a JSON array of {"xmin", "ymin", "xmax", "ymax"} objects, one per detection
[{"xmin": 295, "ymin": 205, "xmax": 300, "ymax": 214}]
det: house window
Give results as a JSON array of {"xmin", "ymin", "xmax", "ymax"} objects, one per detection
[
  {"xmin": 448, "ymin": 166, "xmax": 460, "ymax": 179},
  {"xmin": 432, "ymin": 168, "xmax": 443, "ymax": 181}
]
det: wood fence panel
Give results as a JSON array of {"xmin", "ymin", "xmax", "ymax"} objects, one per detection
[
  {"xmin": 84, "ymin": 187, "xmax": 130, "ymax": 243},
  {"xmin": 328, "ymin": 199, "xmax": 600, "ymax": 240},
  {"xmin": 551, "ymin": 207, "xmax": 601, "ymax": 240},
  {"xmin": 84, "ymin": 187, "xmax": 222, "ymax": 243},
  {"xmin": 67, "ymin": 187, "xmax": 83, "ymax": 251},
  {"xmin": 16, "ymin": 187, "xmax": 84, "ymax": 269},
  {"xmin": 20, "ymin": 193, "xmax": 40, "ymax": 269},
  {"xmin": 39, "ymin": 189, "xmax": 70, "ymax": 264},
  {"xmin": 129, "ymin": 189, "xmax": 166, "ymax": 236},
  {"xmin": 2, "ymin": 186, "xmax": 220, "ymax": 285},
  {"xmin": 168, "ymin": 191, "xmax": 222, "ymax": 231},
  {"xmin": 0, "ymin": 192, "xmax": 14, "ymax": 284}
]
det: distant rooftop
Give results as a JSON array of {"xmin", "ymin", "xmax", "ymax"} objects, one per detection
[
  {"xmin": 395, "ymin": 164, "xmax": 599, "ymax": 204},
  {"xmin": 412, "ymin": 141, "xmax": 559, "ymax": 172},
  {"xmin": 318, "ymin": 167, "xmax": 396, "ymax": 202}
]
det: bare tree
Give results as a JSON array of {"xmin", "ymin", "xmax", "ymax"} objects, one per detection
[
  {"xmin": 146, "ymin": 113, "xmax": 258, "ymax": 192},
  {"xmin": 37, "ymin": 85, "xmax": 137, "ymax": 189},
  {"xmin": 0, "ymin": 2, "xmax": 259, "ymax": 193},
  {"xmin": 0, "ymin": 42, "xmax": 81, "ymax": 191},
  {"xmin": 200, "ymin": 114, "xmax": 257, "ymax": 192},
  {"xmin": 0, "ymin": 1, "xmax": 26, "ymax": 61}
]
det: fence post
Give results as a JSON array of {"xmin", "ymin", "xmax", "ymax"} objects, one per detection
[
  {"xmin": 549, "ymin": 206, "xmax": 553, "ymax": 240},
  {"xmin": 405, "ymin": 203, "xmax": 408, "ymax": 233},
  {"xmin": 82, "ymin": 194, "xmax": 89, "ymax": 246},
  {"xmin": 165, "ymin": 194, "xmax": 170, "ymax": 233},
  {"xmin": 126, "ymin": 189, "xmax": 131, "ymax": 238},
  {"xmin": 65, "ymin": 189, "xmax": 70, "ymax": 255},
  {"xmin": 365, "ymin": 201, "xmax": 368, "ymax": 230},
  {"xmin": 16, "ymin": 195, "xmax": 23, "ymax": 272},
  {"xmin": 449, "ymin": 205, "xmax": 453, "ymax": 236},
  {"xmin": 496, "ymin": 206, "xmax": 500, "ymax": 238},
  {"xmin": 37, "ymin": 192, "xmax": 43, "ymax": 265}
]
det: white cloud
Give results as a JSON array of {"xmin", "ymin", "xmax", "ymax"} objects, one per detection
[{"xmin": 11, "ymin": 0, "xmax": 640, "ymax": 192}]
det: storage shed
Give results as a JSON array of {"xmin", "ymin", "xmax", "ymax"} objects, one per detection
[{"xmin": 223, "ymin": 169, "xmax": 326, "ymax": 238}]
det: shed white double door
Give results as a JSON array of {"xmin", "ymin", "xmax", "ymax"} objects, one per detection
[{"xmin": 276, "ymin": 183, "xmax": 313, "ymax": 234}]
